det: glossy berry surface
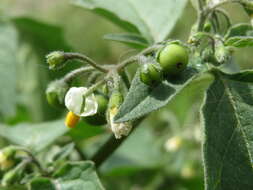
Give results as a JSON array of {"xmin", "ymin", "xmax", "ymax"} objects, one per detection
[{"xmin": 157, "ymin": 44, "xmax": 189, "ymax": 75}]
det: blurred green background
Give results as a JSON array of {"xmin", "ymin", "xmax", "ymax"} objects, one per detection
[{"xmin": 0, "ymin": 0, "xmax": 252, "ymax": 190}]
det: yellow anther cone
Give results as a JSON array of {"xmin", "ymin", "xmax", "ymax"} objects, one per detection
[{"xmin": 65, "ymin": 111, "xmax": 80, "ymax": 128}]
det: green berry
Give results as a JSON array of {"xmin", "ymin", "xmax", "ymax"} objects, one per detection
[
  {"xmin": 46, "ymin": 80, "xmax": 69, "ymax": 108},
  {"xmin": 140, "ymin": 63, "xmax": 162, "ymax": 86},
  {"xmin": 157, "ymin": 44, "xmax": 189, "ymax": 75},
  {"xmin": 83, "ymin": 93, "xmax": 109, "ymax": 126}
]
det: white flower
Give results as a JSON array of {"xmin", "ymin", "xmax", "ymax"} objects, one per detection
[
  {"xmin": 164, "ymin": 136, "xmax": 183, "ymax": 152},
  {"xmin": 65, "ymin": 87, "xmax": 98, "ymax": 117},
  {"xmin": 109, "ymin": 107, "xmax": 132, "ymax": 139}
]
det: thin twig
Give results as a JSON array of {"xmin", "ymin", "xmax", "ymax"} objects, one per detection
[
  {"xmin": 91, "ymin": 118, "xmax": 144, "ymax": 168},
  {"xmin": 117, "ymin": 45, "xmax": 162, "ymax": 71},
  {"xmin": 14, "ymin": 146, "xmax": 48, "ymax": 175},
  {"xmin": 64, "ymin": 52, "xmax": 108, "ymax": 73},
  {"xmin": 63, "ymin": 66, "xmax": 94, "ymax": 84}
]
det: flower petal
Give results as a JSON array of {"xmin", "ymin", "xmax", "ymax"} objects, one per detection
[{"xmin": 65, "ymin": 87, "xmax": 98, "ymax": 116}]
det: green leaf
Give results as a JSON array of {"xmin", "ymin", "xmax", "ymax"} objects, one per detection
[
  {"xmin": 29, "ymin": 177, "xmax": 56, "ymax": 190},
  {"xmin": 12, "ymin": 17, "xmax": 75, "ymax": 121},
  {"xmin": 224, "ymin": 24, "xmax": 253, "ymax": 48},
  {"xmin": 0, "ymin": 119, "xmax": 68, "ymax": 152},
  {"xmin": 218, "ymin": 69, "xmax": 253, "ymax": 83},
  {"xmin": 167, "ymin": 72, "xmax": 214, "ymax": 125},
  {"xmin": 52, "ymin": 161, "xmax": 105, "ymax": 190},
  {"xmin": 68, "ymin": 120, "xmax": 105, "ymax": 141},
  {"xmin": 12, "ymin": 17, "xmax": 71, "ymax": 54},
  {"xmin": 202, "ymin": 70, "xmax": 253, "ymax": 190},
  {"xmin": 114, "ymin": 67, "xmax": 199, "ymax": 123},
  {"xmin": 73, "ymin": 0, "xmax": 188, "ymax": 42},
  {"xmin": 103, "ymin": 33, "xmax": 148, "ymax": 48},
  {"xmin": 52, "ymin": 143, "xmax": 75, "ymax": 162},
  {"xmin": 225, "ymin": 36, "xmax": 253, "ymax": 47},
  {"xmin": 225, "ymin": 23, "xmax": 253, "ymax": 40},
  {"xmin": 100, "ymin": 125, "xmax": 163, "ymax": 173},
  {"xmin": 0, "ymin": 21, "xmax": 18, "ymax": 118}
]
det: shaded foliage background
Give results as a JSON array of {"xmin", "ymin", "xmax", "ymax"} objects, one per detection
[{"xmin": 0, "ymin": 0, "xmax": 252, "ymax": 189}]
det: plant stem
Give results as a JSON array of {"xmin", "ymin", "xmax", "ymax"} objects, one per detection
[
  {"xmin": 64, "ymin": 52, "xmax": 108, "ymax": 73},
  {"xmin": 14, "ymin": 146, "xmax": 48, "ymax": 175},
  {"xmin": 117, "ymin": 45, "xmax": 162, "ymax": 71},
  {"xmin": 83, "ymin": 78, "xmax": 107, "ymax": 97},
  {"xmin": 63, "ymin": 66, "xmax": 94, "ymax": 84},
  {"xmin": 120, "ymin": 70, "xmax": 131, "ymax": 89},
  {"xmin": 75, "ymin": 144, "xmax": 87, "ymax": 160},
  {"xmin": 91, "ymin": 118, "xmax": 144, "ymax": 168},
  {"xmin": 196, "ymin": 0, "xmax": 207, "ymax": 32}
]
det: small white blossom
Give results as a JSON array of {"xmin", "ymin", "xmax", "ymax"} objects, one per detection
[
  {"xmin": 65, "ymin": 87, "xmax": 98, "ymax": 117},
  {"xmin": 109, "ymin": 107, "xmax": 132, "ymax": 139},
  {"xmin": 164, "ymin": 136, "xmax": 183, "ymax": 152}
]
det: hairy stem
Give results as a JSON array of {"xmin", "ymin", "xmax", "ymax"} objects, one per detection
[
  {"xmin": 14, "ymin": 146, "xmax": 47, "ymax": 175},
  {"xmin": 64, "ymin": 52, "xmax": 108, "ymax": 73},
  {"xmin": 91, "ymin": 118, "xmax": 144, "ymax": 168},
  {"xmin": 196, "ymin": 0, "xmax": 207, "ymax": 32},
  {"xmin": 63, "ymin": 66, "xmax": 94, "ymax": 84},
  {"xmin": 117, "ymin": 45, "xmax": 162, "ymax": 71}
]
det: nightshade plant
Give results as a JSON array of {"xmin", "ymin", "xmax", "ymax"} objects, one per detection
[{"xmin": 0, "ymin": 0, "xmax": 253, "ymax": 189}]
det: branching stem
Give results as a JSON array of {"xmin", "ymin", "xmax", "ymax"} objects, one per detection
[
  {"xmin": 64, "ymin": 52, "xmax": 108, "ymax": 73},
  {"xmin": 63, "ymin": 66, "xmax": 94, "ymax": 84},
  {"xmin": 91, "ymin": 118, "xmax": 144, "ymax": 168},
  {"xmin": 14, "ymin": 146, "xmax": 48, "ymax": 175}
]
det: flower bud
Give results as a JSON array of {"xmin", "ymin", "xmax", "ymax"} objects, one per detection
[
  {"xmin": 108, "ymin": 91, "xmax": 132, "ymax": 139},
  {"xmin": 0, "ymin": 146, "xmax": 16, "ymax": 171},
  {"xmin": 46, "ymin": 80, "xmax": 69, "ymax": 108},
  {"xmin": 109, "ymin": 107, "xmax": 132, "ymax": 139},
  {"xmin": 108, "ymin": 90, "xmax": 124, "ymax": 109},
  {"xmin": 65, "ymin": 87, "xmax": 98, "ymax": 117},
  {"xmin": 65, "ymin": 111, "xmax": 80, "ymax": 128},
  {"xmin": 46, "ymin": 51, "xmax": 65, "ymax": 70}
]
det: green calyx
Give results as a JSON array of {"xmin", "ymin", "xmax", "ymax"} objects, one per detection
[
  {"xmin": 140, "ymin": 63, "xmax": 162, "ymax": 86},
  {"xmin": 46, "ymin": 51, "xmax": 65, "ymax": 70},
  {"xmin": 46, "ymin": 80, "xmax": 69, "ymax": 108},
  {"xmin": 109, "ymin": 90, "xmax": 123, "ymax": 109},
  {"xmin": 157, "ymin": 43, "xmax": 189, "ymax": 75},
  {"xmin": 83, "ymin": 92, "xmax": 109, "ymax": 126}
]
